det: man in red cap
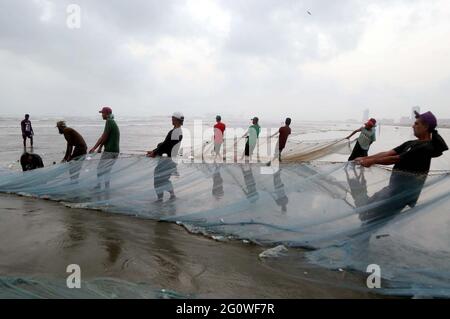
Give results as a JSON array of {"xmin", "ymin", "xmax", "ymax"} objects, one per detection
[
  {"xmin": 90, "ymin": 106, "xmax": 120, "ymax": 189},
  {"xmin": 346, "ymin": 118, "xmax": 377, "ymax": 161}
]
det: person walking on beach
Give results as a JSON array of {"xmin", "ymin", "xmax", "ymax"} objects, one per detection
[
  {"xmin": 242, "ymin": 117, "xmax": 261, "ymax": 162},
  {"xmin": 20, "ymin": 152, "xmax": 43, "ymax": 171},
  {"xmin": 213, "ymin": 115, "xmax": 226, "ymax": 160},
  {"xmin": 346, "ymin": 118, "xmax": 377, "ymax": 161},
  {"xmin": 147, "ymin": 112, "xmax": 184, "ymax": 201},
  {"xmin": 89, "ymin": 107, "xmax": 120, "ymax": 189},
  {"xmin": 354, "ymin": 111, "xmax": 448, "ymax": 222},
  {"xmin": 271, "ymin": 117, "xmax": 291, "ymax": 161},
  {"xmin": 21, "ymin": 114, "xmax": 34, "ymax": 148}
]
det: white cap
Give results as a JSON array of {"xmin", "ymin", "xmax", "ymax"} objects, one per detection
[{"xmin": 172, "ymin": 112, "xmax": 184, "ymax": 120}]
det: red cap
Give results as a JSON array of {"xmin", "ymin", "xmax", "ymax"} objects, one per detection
[
  {"xmin": 99, "ymin": 106, "xmax": 112, "ymax": 114},
  {"xmin": 365, "ymin": 118, "xmax": 376, "ymax": 127}
]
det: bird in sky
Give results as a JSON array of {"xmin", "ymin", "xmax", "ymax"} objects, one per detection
[{"xmin": 307, "ymin": 11, "xmax": 312, "ymax": 15}]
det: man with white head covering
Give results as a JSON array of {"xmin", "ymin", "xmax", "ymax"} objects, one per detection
[
  {"xmin": 147, "ymin": 112, "xmax": 184, "ymax": 158},
  {"xmin": 147, "ymin": 112, "xmax": 184, "ymax": 201}
]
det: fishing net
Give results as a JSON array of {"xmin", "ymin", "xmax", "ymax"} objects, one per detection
[
  {"xmin": 0, "ymin": 277, "xmax": 187, "ymax": 299},
  {"xmin": 0, "ymin": 152, "xmax": 449, "ymax": 297},
  {"xmin": 184, "ymin": 136, "xmax": 353, "ymax": 163}
]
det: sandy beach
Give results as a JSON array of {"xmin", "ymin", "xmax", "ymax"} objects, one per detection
[{"xmin": 0, "ymin": 193, "xmax": 379, "ymax": 298}]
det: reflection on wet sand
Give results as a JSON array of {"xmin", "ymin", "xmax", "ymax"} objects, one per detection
[
  {"xmin": 98, "ymin": 220, "xmax": 123, "ymax": 265},
  {"xmin": 0, "ymin": 193, "xmax": 375, "ymax": 298}
]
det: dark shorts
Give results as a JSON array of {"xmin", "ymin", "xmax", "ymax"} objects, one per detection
[
  {"xmin": 23, "ymin": 132, "xmax": 32, "ymax": 138},
  {"xmin": 348, "ymin": 142, "xmax": 368, "ymax": 161},
  {"xmin": 71, "ymin": 147, "xmax": 87, "ymax": 161},
  {"xmin": 244, "ymin": 138, "xmax": 256, "ymax": 156}
]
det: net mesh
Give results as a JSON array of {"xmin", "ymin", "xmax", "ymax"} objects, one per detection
[{"xmin": 1, "ymin": 151, "xmax": 449, "ymax": 297}]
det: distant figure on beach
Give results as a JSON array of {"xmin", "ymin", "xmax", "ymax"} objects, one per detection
[
  {"xmin": 271, "ymin": 118, "xmax": 291, "ymax": 161},
  {"xmin": 57, "ymin": 121, "xmax": 87, "ymax": 162},
  {"xmin": 147, "ymin": 112, "xmax": 184, "ymax": 201},
  {"xmin": 355, "ymin": 111, "xmax": 448, "ymax": 222},
  {"xmin": 20, "ymin": 152, "xmax": 43, "ymax": 171},
  {"xmin": 213, "ymin": 115, "xmax": 226, "ymax": 160},
  {"xmin": 346, "ymin": 118, "xmax": 376, "ymax": 161},
  {"xmin": 21, "ymin": 114, "xmax": 34, "ymax": 148},
  {"xmin": 242, "ymin": 117, "xmax": 261, "ymax": 162},
  {"xmin": 89, "ymin": 107, "xmax": 120, "ymax": 189}
]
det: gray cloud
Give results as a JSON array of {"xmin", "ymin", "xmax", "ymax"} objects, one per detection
[{"xmin": 0, "ymin": 0, "xmax": 449, "ymax": 121}]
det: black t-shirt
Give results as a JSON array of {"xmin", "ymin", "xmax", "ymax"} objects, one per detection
[
  {"xmin": 393, "ymin": 140, "xmax": 434, "ymax": 174},
  {"xmin": 154, "ymin": 128, "xmax": 183, "ymax": 157},
  {"xmin": 21, "ymin": 120, "xmax": 32, "ymax": 133}
]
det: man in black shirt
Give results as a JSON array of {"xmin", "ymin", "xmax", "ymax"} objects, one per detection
[
  {"xmin": 20, "ymin": 152, "xmax": 44, "ymax": 171},
  {"xmin": 147, "ymin": 112, "xmax": 184, "ymax": 158},
  {"xmin": 355, "ymin": 111, "xmax": 447, "ymax": 173},
  {"xmin": 147, "ymin": 112, "xmax": 184, "ymax": 201},
  {"xmin": 21, "ymin": 114, "xmax": 34, "ymax": 148},
  {"xmin": 354, "ymin": 111, "xmax": 448, "ymax": 222}
]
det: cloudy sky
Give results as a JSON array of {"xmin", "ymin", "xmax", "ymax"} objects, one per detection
[{"xmin": 1, "ymin": 0, "xmax": 450, "ymax": 121}]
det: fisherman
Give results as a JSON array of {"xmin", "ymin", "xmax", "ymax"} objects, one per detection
[
  {"xmin": 242, "ymin": 117, "xmax": 261, "ymax": 162},
  {"xmin": 56, "ymin": 121, "xmax": 87, "ymax": 162},
  {"xmin": 355, "ymin": 111, "xmax": 448, "ymax": 222},
  {"xmin": 271, "ymin": 118, "xmax": 291, "ymax": 161},
  {"xmin": 346, "ymin": 118, "xmax": 377, "ymax": 161},
  {"xmin": 213, "ymin": 115, "xmax": 226, "ymax": 160},
  {"xmin": 21, "ymin": 114, "xmax": 34, "ymax": 148},
  {"xmin": 147, "ymin": 112, "xmax": 184, "ymax": 201},
  {"xmin": 56, "ymin": 121, "xmax": 87, "ymax": 180},
  {"xmin": 89, "ymin": 106, "xmax": 120, "ymax": 189},
  {"xmin": 20, "ymin": 152, "xmax": 43, "ymax": 171}
]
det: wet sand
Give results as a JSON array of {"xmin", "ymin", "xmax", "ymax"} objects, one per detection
[{"xmin": 0, "ymin": 193, "xmax": 379, "ymax": 298}]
